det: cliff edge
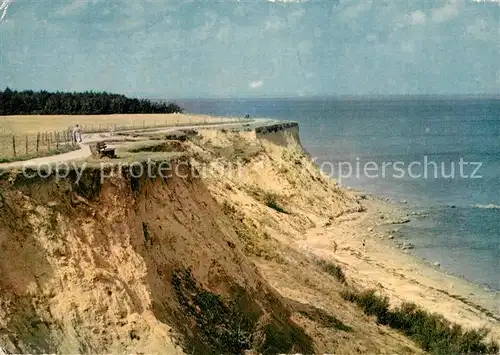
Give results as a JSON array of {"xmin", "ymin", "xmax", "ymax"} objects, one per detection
[{"xmin": 0, "ymin": 123, "xmax": 496, "ymax": 354}]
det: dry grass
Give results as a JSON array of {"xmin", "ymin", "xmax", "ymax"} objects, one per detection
[
  {"xmin": 0, "ymin": 114, "xmax": 242, "ymax": 160},
  {"xmin": 0, "ymin": 114, "xmax": 240, "ymax": 135},
  {"xmin": 0, "ymin": 131, "xmax": 74, "ymax": 158},
  {"xmin": 0, "ymin": 145, "xmax": 78, "ymax": 164}
]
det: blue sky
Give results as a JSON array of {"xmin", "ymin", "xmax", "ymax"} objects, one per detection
[{"xmin": 0, "ymin": 0, "xmax": 498, "ymax": 98}]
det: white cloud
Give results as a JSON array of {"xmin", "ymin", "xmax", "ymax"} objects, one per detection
[
  {"xmin": 267, "ymin": 0, "xmax": 308, "ymax": 3},
  {"xmin": 0, "ymin": 0, "xmax": 14, "ymax": 23},
  {"xmin": 407, "ymin": 10, "xmax": 427, "ymax": 25},
  {"xmin": 340, "ymin": 0, "xmax": 373, "ymax": 20},
  {"xmin": 249, "ymin": 80, "xmax": 263, "ymax": 89},
  {"xmin": 431, "ymin": 0, "xmax": 460, "ymax": 23}
]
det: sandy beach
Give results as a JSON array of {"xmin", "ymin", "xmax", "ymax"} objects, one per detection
[{"xmin": 307, "ymin": 194, "xmax": 500, "ymax": 340}]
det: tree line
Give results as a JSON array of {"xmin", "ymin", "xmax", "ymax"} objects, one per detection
[{"xmin": 0, "ymin": 88, "xmax": 184, "ymax": 115}]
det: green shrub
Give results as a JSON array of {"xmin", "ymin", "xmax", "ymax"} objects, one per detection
[
  {"xmin": 172, "ymin": 268, "xmax": 257, "ymax": 354},
  {"xmin": 264, "ymin": 193, "xmax": 289, "ymax": 214},
  {"xmin": 172, "ymin": 268, "xmax": 314, "ymax": 355},
  {"xmin": 316, "ymin": 259, "xmax": 347, "ymax": 284},
  {"xmin": 342, "ymin": 288, "xmax": 499, "ymax": 354}
]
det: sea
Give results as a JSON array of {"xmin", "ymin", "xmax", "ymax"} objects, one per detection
[{"xmin": 176, "ymin": 97, "xmax": 500, "ymax": 291}]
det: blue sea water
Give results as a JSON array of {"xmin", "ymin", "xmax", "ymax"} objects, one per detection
[{"xmin": 177, "ymin": 97, "xmax": 500, "ymax": 291}]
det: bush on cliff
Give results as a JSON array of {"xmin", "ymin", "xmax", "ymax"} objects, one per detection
[
  {"xmin": 315, "ymin": 258, "xmax": 347, "ymax": 285},
  {"xmin": 264, "ymin": 193, "xmax": 289, "ymax": 214},
  {"xmin": 341, "ymin": 288, "xmax": 499, "ymax": 355}
]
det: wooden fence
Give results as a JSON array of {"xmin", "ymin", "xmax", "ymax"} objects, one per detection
[
  {"xmin": 77, "ymin": 116, "xmax": 245, "ymax": 134},
  {"xmin": 0, "ymin": 117, "xmax": 249, "ymax": 160},
  {"xmin": 0, "ymin": 128, "xmax": 75, "ymax": 160}
]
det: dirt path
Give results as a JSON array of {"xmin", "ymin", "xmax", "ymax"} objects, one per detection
[
  {"xmin": 0, "ymin": 119, "xmax": 270, "ymax": 169},
  {"xmin": 0, "ymin": 143, "xmax": 92, "ymax": 169}
]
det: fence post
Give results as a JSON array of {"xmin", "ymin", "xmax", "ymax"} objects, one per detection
[
  {"xmin": 56, "ymin": 133, "xmax": 60, "ymax": 149},
  {"xmin": 48, "ymin": 133, "xmax": 51, "ymax": 150},
  {"xmin": 25, "ymin": 135, "xmax": 28, "ymax": 154},
  {"xmin": 36, "ymin": 133, "xmax": 40, "ymax": 152},
  {"xmin": 12, "ymin": 136, "xmax": 16, "ymax": 157}
]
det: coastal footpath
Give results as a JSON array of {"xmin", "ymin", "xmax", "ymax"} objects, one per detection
[{"xmin": 0, "ymin": 119, "xmax": 498, "ymax": 354}]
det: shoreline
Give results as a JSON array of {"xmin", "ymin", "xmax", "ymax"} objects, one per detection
[
  {"xmin": 356, "ymin": 190, "xmax": 500, "ymax": 293},
  {"xmin": 222, "ymin": 120, "xmax": 500, "ymax": 345},
  {"xmin": 320, "ymin": 190, "xmax": 500, "ymax": 340}
]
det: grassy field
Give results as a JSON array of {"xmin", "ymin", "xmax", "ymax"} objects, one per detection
[
  {"xmin": 0, "ymin": 113, "xmax": 240, "ymax": 134},
  {"xmin": 0, "ymin": 113, "xmax": 242, "ymax": 159},
  {"xmin": 0, "ymin": 130, "xmax": 74, "ymax": 159}
]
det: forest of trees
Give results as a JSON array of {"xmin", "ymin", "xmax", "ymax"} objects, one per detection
[{"xmin": 0, "ymin": 88, "xmax": 183, "ymax": 115}]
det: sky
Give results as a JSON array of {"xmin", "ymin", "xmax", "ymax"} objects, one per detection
[{"xmin": 0, "ymin": 0, "xmax": 499, "ymax": 98}]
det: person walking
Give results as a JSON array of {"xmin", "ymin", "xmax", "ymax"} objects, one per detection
[{"xmin": 72, "ymin": 124, "xmax": 82, "ymax": 143}]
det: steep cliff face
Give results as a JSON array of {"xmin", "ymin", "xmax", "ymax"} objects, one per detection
[
  {"xmin": 0, "ymin": 159, "xmax": 314, "ymax": 354},
  {"xmin": 187, "ymin": 128, "xmax": 362, "ymax": 249},
  {"xmin": 0, "ymin": 126, "xmax": 424, "ymax": 355}
]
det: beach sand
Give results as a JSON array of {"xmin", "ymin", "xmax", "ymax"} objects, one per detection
[{"xmin": 304, "ymin": 194, "xmax": 500, "ymax": 340}]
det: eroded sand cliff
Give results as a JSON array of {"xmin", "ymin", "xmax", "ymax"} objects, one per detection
[{"xmin": 0, "ymin": 124, "xmax": 497, "ymax": 354}]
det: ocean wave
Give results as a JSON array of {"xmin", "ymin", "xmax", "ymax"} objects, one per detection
[{"xmin": 472, "ymin": 204, "xmax": 500, "ymax": 210}]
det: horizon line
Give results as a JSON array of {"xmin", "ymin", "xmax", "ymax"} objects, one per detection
[{"xmin": 149, "ymin": 94, "xmax": 500, "ymax": 101}]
